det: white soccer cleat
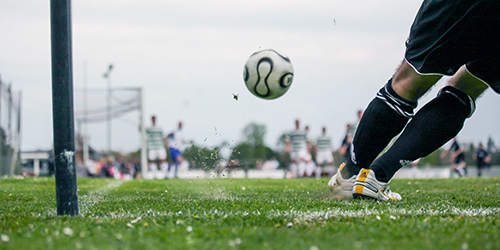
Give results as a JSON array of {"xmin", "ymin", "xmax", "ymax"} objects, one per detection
[
  {"xmin": 328, "ymin": 163, "xmax": 356, "ymax": 199},
  {"xmin": 352, "ymin": 168, "xmax": 402, "ymax": 201}
]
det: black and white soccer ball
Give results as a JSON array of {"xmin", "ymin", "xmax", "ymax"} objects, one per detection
[{"xmin": 243, "ymin": 49, "xmax": 294, "ymax": 100}]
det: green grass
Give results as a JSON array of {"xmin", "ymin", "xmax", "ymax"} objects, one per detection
[{"xmin": 1, "ymin": 176, "xmax": 499, "ymax": 250}]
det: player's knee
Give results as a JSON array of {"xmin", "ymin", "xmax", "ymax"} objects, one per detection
[
  {"xmin": 376, "ymin": 79, "xmax": 418, "ymax": 118},
  {"xmin": 392, "ymin": 60, "xmax": 441, "ymax": 101},
  {"xmin": 448, "ymin": 66, "xmax": 489, "ymax": 100},
  {"xmin": 438, "ymin": 86, "xmax": 476, "ymax": 118}
]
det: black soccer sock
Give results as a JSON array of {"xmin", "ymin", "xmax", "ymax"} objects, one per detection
[
  {"xmin": 344, "ymin": 79, "xmax": 416, "ymax": 178},
  {"xmin": 370, "ymin": 86, "xmax": 475, "ymax": 182}
]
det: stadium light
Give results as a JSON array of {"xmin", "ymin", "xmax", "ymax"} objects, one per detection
[
  {"xmin": 50, "ymin": 0, "xmax": 79, "ymax": 216},
  {"xmin": 103, "ymin": 64, "xmax": 113, "ymax": 154}
]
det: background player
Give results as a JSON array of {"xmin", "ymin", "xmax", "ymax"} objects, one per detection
[
  {"xmin": 473, "ymin": 142, "xmax": 490, "ymax": 177},
  {"xmin": 440, "ymin": 137, "xmax": 467, "ymax": 177},
  {"xmin": 338, "ymin": 123, "xmax": 352, "ymax": 157},
  {"xmin": 315, "ymin": 126, "xmax": 335, "ymax": 178},
  {"xmin": 166, "ymin": 121, "xmax": 185, "ymax": 178},
  {"xmin": 146, "ymin": 115, "xmax": 168, "ymax": 179},
  {"xmin": 303, "ymin": 125, "xmax": 316, "ymax": 177},
  {"xmin": 285, "ymin": 119, "xmax": 308, "ymax": 178}
]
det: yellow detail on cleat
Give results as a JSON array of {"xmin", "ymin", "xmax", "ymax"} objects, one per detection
[
  {"xmin": 381, "ymin": 187, "xmax": 397, "ymax": 200},
  {"xmin": 339, "ymin": 163, "xmax": 346, "ymax": 172},
  {"xmin": 358, "ymin": 169, "xmax": 369, "ymax": 182},
  {"xmin": 354, "ymin": 185, "xmax": 364, "ymax": 194},
  {"xmin": 329, "ymin": 176, "xmax": 341, "ymax": 189}
]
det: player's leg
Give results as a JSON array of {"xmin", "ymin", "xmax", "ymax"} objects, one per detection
[
  {"xmin": 451, "ymin": 162, "xmax": 461, "ymax": 178},
  {"xmin": 298, "ymin": 160, "xmax": 306, "ymax": 178},
  {"xmin": 458, "ymin": 158, "xmax": 468, "ymax": 177},
  {"xmin": 391, "ymin": 60, "xmax": 443, "ymax": 102},
  {"xmin": 328, "ymin": 162, "xmax": 357, "ymax": 199},
  {"xmin": 147, "ymin": 151, "xmax": 153, "ymax": 171},
  {"xmin": 296, "ymin": 151, "xmax": 307, "ymax": 178},
  {"xmin": 289, "ymin": 153, "xmax": 298, "ymax": 178},
  {"xmin": 454, "ymin": 159, "xmax": 465, "ymax": 177},
  {"xmin": 477, "ymin": 163, "xmax": 483, "ymax": 177},
  {"xmin": 174, "ymin": 154, "xmax": 184, "ymax": 178},
  {"xmin": 323, "ymin": 152, "xmax": 335, "ymax": 177},
  {"xmin": 303, "ymin": 152, "xmax": 315, "ymax": 177},
  {"xmin": 368, "ymin": 65, "xmax": 487, "ymax": 184},
  {"xmin": 315, "ymin": 162, "xmax": 323, "ymax": 179},
  {"xmin": 148, "ymin": 150, "xmax": 160, "ymax": 179},
  {"xmin": 314, "ymin": 153, "xmax": 323, "ymax": 178},
  {"xmin": 348, "ymin": 62, "xmax": 441, "ymax": 200},
  {"xmin": 343, "ymin": 60, "xmax": 441, "ymax": 178},
  {"xmin": 354, "ymin": 0, "xmax": 498, "ymax": 200},
  {"xmin": 158, "ymin": 148, "xmax": 168, "ymax": 179}
]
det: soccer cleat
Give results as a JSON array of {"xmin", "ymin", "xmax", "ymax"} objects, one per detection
[
  {"xmin": 352, "ymin": 168, "xmax": 402, "ymax": 201},
  {"xmin": 328, "ymin": 163, "xmax": 356, "ymax": 199}
]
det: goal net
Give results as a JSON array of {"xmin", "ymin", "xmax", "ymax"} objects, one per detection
[
  {"xmin": 0, "ymin": 76, "xmax": 22, "ymax": 176},
  {"xmin": 73, "ymin": 87, "xmax": 147, "ymax": 173}
]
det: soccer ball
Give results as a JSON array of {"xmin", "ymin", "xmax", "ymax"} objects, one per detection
[{"xmin": 243, "ymin": 49, "xmax": 294, "ymax": 100}]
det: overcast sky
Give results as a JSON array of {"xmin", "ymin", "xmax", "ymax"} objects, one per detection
[{"xmin": 1, "ymin": 0, "xmax": 499, "ymax": 154}]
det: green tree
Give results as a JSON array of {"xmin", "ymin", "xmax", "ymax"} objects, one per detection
[
  {"xmin": 183, "ymin": 144, "xmax": 221, "ymax": 171},
  {"xmin": 276, "ymin": 132, "xmax": 288, "ymax": 150},
  {"xmin": 243, "ymin": 123, "xmax": 266, "ymax": 147},
  {"xmin": 419, "ymin": 148, "xmax": 445, "ymax": 166},
  {"xmin": 230, "ymin": 122, "xmax": 277, "ymax": 169},
  {"xmin": 275, "ymin": 132, "xmax": 291, "ymax": 170}
]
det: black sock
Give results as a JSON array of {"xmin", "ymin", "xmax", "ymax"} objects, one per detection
[
  {"xmin": 345, "ymin": 79, "xmax": 416, "ymax": 177},
  {"xmin": 370, "ymin": 86, "xmax": 475, "ymax": 182}
]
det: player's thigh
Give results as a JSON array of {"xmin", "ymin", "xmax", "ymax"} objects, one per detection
[
  {"xmin": 448, "ymin": 65, "xmax": 489, "ymax": 100},
  {"xmin": 158, "ymin": 149, "xmax": 167, "ymax": 161},
  {"xmin": 290, "ymin": 152, "xmax": 299, "ymax": 163},
  {"xmin": 316, "ymin": 153, "xmax": 326, "ymax": 165},
  {"xmin": 301, "ymin": 151, "xmax": 311, "ymax": 162},
  {"xmin": 316, "ymin": 151, "xmax": 333, "ymax": 165},
  {"xmin": 148, "ymin": 150, "xmax": 157, "ymax": 161},
  {"xmin": 149, "ymin": 149, "xmax": 167, "ymax": 161}
]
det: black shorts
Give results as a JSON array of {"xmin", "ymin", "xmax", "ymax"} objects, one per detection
[
  {"xmin": 405, "ymin": 0, "xmax": 500, "ymax": 94},
  {"xmin": 454, "ymin": 153, "xmax": 466, "ymax": 165}
]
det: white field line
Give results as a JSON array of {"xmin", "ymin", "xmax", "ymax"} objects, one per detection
[
  {"xmin": 39, "ymin": 180, "xmax": 125, "ymax": 217},
  {"xmin": 78, "ymin": 180, "xmax": 125, "ymax": 216},
  {"xmin": 95, "ymin": 206, "xmax": 500, "ymax": 220}
]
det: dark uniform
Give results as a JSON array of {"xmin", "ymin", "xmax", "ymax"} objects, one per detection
[
  {"xmin": 450, "ymin": 140, "xmax": 467, "ymax": 176},
  {"xmin": 474, "ymin": 147, "xmax": 489, "ymax": 177},
  {"xmin": 450, "ymin": 141, "xmax": 465, "ymax": 164},
  {"xmin": 405, "ymin": 0, "xmax": 500, "ymax": 92}
]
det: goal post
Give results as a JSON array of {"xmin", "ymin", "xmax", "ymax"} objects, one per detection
[{"xmin": 139, "ymin": 87, "xmax": 148, "ymax": 179}]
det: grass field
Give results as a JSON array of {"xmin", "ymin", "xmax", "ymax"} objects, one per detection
[{"xmin": 1, "ymin": 176, "xmax": 499, "ymax": 250}]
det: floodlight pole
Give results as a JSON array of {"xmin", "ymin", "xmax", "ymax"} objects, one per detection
[
  {"xmin": 103, "ymin": 64, "xmax": 113, "ymax": 154},
  {"xmin": 50, "ymin": 0, "xmax": 79, "ymax": 216},
  {"xmin": 82, "ymin": 61, "xmax": 90, "ymax": 167}
]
